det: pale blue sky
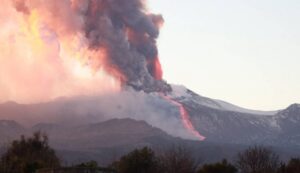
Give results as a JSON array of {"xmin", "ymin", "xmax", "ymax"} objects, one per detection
[{"xmin": 149, "ymin": 0, "xmax": 300, "ymax": 110}]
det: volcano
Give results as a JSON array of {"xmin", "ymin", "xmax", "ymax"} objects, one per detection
[
  {"xmin": 0, "ymin": 86, "xmax": 300, "ymax": 164},
  {"xmin": 1, "ymin": 0, "xmax": 300, "ymax": 165},
  {"xmin": 0, "ymin": 0, "xmax": 206, "ymax": 140}
]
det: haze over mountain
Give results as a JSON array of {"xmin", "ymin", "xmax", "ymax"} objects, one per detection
[{"xmin": 0, "ymin": 86, "xmax": 299, "ymax": 163}]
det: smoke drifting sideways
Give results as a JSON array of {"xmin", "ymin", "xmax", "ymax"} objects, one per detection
[
  {"xmin": 1, "ymin": 0, "xmax": 172, "ymax": 104},
  {"xmin": 0, "ymin": 90, "xmax": 201, "ymax": 141}
]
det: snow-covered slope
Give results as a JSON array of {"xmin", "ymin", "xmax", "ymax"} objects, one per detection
[
  {"xmin": 170, "ymin": 85, "xmax": 278, "ymax": 115},
  {"xmin": 168, "ymin": 85, "xmax": 300, "ymax": 146}
]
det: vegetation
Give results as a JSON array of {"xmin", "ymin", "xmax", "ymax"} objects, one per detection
[
  {"xmin": 111, "ymin": 146, "xmax": 198, "ymax": 173},
  {"xmin": 72, "ymin": 160, "xmax": 116, "ymax": 173},
  {"xmin": 236, "ymin": 146, "xmax": 280, "ymax": 173},
  {"xmin": 0, "ymin": 131, "xmax": 60, "ymax": 173},
  {"xmin": 197, "ymin": 159, "xmax": 237, "ymax": 173},
  {"xmin": 158, "ymin": 146, "xmax": 198, "ymax": 173},
  {"xmin": 285, "ymin": 158, "xmax": 300, "ymax": 173},
  {"xmin": 278, "ymin": 158, "xmax": 300, "ymax": 173},
  {"xmin": 111, "ymin": 146, "xmax": 299, "ymax": 173},
  {"xmin": 112, "ymin": 147, "xmax": 160, "ymax": 173},
  {"xmin": 74, "ymin": 160, "xmax": 98, "ymax": 168},
  {"xmin": 1, "ymin": 133, "xmax": 300, "ymax": 173}
]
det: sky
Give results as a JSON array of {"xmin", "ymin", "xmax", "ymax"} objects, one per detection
[{"xmin": 149, "ymin": 0, "xmax": 300, "ymax": 110}]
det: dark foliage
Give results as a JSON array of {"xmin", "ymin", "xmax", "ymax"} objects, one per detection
[
  {"xmin": 112, "ymin": 147, "xmax": 160, "ymax": 173},
  {"xmin": 75, "ymin": 160, "xmax": 98, "ymax": 168},
  {"xmin": 197, "ymin": 159, "xmax": 237, "ymax": 173},
  {"xmin": 285, "ymin": 158, "xmax": 300, "ymax": 173},
  {"xmin": 236, "ymin": 146, "xmax": 280, "ymax": 173},
  {"xmin": 278, "ymin": 158, "xmax": 300, "ymax": 173},
  {"xmin": 0, "ymin": 131, "xmax": 60, "ymax": 173},
  {"xmin": 158, "ymin": 146, "xmax": 198, "ymax": 173}
]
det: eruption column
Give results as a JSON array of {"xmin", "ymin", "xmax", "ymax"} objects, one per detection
[
  {"xmin": 161, "ymin": 94, "xmax": 206, "ymax": 141},
  {"xmin": 1, "ymin": 0, "xmax": 205, "ymax": 141}
]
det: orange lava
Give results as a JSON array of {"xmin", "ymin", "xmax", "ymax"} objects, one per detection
[
  {"xmin": 153, "ymin": 57, "xmax": 163, "ymax": 80},
  {"xmin": 161, "ymin": 94, "xmax": 206, "ymax": 141}
]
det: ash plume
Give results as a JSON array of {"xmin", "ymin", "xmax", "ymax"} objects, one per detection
[
  {"xmin": 1, "ymin": 0, "xmax": 204, "ymax": 140},
  {"xmin": 0, "ymin": 0, "xmax": 173, "ymax": 103},
  {"xmin": 12, "ymin": 0, "xmax": 170, "ymax": 93},
  {"xmin": 76, "ymin": 0, "xmax": 171, "ymax": 92}
]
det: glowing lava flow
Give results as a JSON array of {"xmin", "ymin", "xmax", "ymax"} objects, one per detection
[
  {"xmin": 161, "ymin": 94, "xmax": 206, "ymax": 141},
  {"xmin": 153, "ymin": 57, "xmax": 163, "ymax": 80}
]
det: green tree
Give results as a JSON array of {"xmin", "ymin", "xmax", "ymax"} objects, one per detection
[
  {"xmin": 236, "ymin": 146, "xmax": 280, "ymax": 173},
  {"xmin": 0, "ymin": 131, "xmax": 60, "ymax": 173},
  {"xmin": 113, "ymin": 147, "xmax": 160, "ymax": 173},
  {"xmin": 197, "ymin": 159, "xmax": 237, "ymax": 173}
]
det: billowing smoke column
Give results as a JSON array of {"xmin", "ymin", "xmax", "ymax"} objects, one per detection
[
  {"xmin": 4, "ymin": 0, "xmax": 204, "ymax": 140},
  {"xmin": 12, "ymin": 0, "xmax": 170, "ymax": 93},
  {"xmin": 77, "ymin": 0, "xmax": 170, "ymax": 92}
]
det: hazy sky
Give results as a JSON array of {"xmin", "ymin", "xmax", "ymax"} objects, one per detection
[{"xmin": 149, "ymin": 0, "xmax": 300, "ymax": 110}]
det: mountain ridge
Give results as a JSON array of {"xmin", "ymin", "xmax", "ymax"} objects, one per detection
[{"xmin": 0, "ymin": 90, "xmax": 299, "ymax": 164}]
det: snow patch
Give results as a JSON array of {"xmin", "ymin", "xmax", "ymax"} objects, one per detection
[{"xmin": 170, "ymin": 85, "xmax": 278, "ymax": 116}]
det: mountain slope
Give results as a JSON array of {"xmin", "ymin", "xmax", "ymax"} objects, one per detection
[
  {"xmin": 34, "ymin": 118, "xmax": 174, "ymax": 151},
  {"xmin": 173, "ymin": 87, "xmax": 299, "ymax": 146},
  {"xmin": 0, "ymin": 120, "xmax": 26, "ymax": 144},
  {"xmin": 0, "ymin": 87, "xmax": 299, "ymax": 158},
  {"xmin": 171, "ymin": 85, "xmax": 278, "ymax": 115}
]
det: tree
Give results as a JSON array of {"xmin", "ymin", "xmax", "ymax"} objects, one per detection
[
  {"xmin": 278, "ymin": 158, "xmax": 300, "ymax": 173},
  {"xmin": 74, "ymin": 160, "xmax": 116, "ymax": 173},
  {"xmin": 197, "ymin": 159, "xmax": 237, "ymax": 173},
  {"xmin": 113, "ymin": 147, "xmax": 160, "ymax": 173},
  {"xmin": 236, "ymin": 146, "xmax": 280, "ymax": 173},
  {"xmin": 75, "ymin": 160, "xmax": 98, "ymax": 168},
  {"xmin": 158, "ymin": 146, "xmax": 198, "ymax": 173},
  {"xmin": 0, "ymin": 131, "xmax": 60, "ymax": 173},
  {"xmin": 286, "ymin": 158, "xmax": 300, "ymax": 173}
]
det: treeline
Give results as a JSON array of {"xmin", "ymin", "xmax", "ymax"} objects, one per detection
[
  {"xmin": 0, "ymin": 132, "xmax": 300, "ymax": 173},
  {"xmin": 110, "ymin": 146, "xmax": 300, "ymax": 173}
]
